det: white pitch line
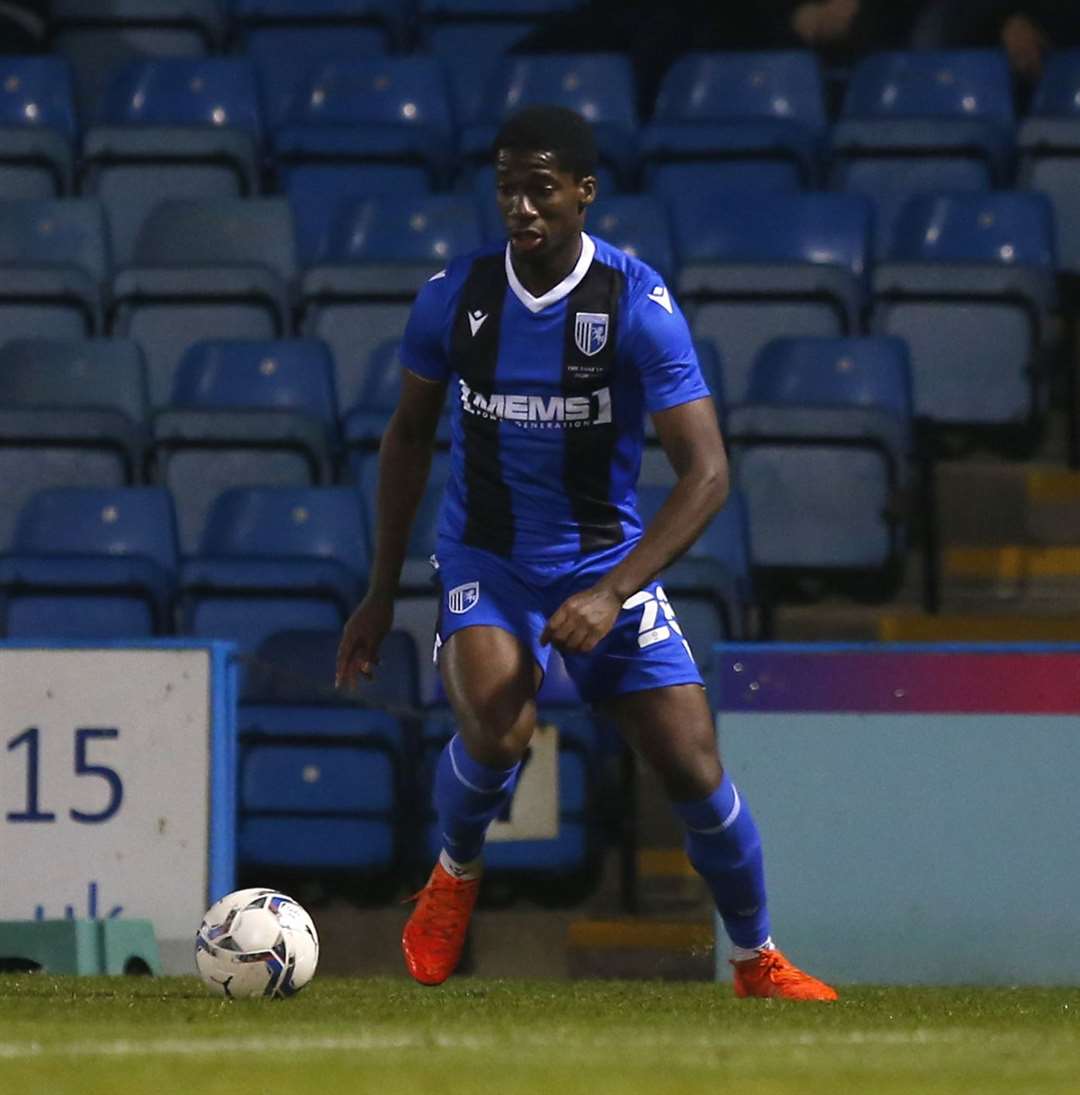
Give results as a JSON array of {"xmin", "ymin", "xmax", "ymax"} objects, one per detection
[{"xmin": 0, "ymin": 1028, "xmax": 1006, "ymax": 1062}]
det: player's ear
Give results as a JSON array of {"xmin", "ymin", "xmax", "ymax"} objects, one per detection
[{"xmin": 578, "ymin": 174, "xmax": 598, "ymax": 213}]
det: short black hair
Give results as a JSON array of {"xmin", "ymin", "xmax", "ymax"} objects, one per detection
[{"xmin": 492, "ymin": 105, "xmax": 598, "ymax": 180}]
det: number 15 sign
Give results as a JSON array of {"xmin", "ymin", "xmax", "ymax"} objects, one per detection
[{"xmin": 0, "ymin": 642, "xmax": 236, "ymax": 972}]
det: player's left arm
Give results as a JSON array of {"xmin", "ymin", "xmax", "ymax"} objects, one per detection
[{"xmin": 541, "ymin": 278, "xmax": 727, "ymax": 654}]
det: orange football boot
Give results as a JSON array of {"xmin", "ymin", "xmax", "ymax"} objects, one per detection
[
  {"xmin": 401, "ymin": 861, "xmax": 480, "ymax": 986},
  {"xmin": 731, "ymin": 948, "xmax": 839, "ymax": 1001}
]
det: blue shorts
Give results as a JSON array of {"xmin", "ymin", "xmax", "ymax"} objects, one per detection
[{"xmin": 432, "ymin": 542, "xmax": 705, "ymax": 704}]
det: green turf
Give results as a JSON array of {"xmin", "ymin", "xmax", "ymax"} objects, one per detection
[{"xmin": 1, "ymin": 976, "xmax": 1078, "ymax": 1094}]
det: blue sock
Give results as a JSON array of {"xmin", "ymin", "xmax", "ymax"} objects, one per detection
[
  {"xmin": 672, "ymin": 772, "xmax": 770, "ymax": 950},
  {"xmin": 434, "ymin": 734, "xmax": 522, "ymax": 864}
]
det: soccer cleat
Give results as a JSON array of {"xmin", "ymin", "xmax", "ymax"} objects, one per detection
[
  {"xmin": 401, "ymin": 861, "xmax": 480, "ymax": 986},
  {"xmin": 731, "ymin": 948, "xmax": 839, "ymax": 1001}
]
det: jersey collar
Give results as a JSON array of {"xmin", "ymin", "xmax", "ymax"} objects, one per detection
[{"xmin": 504, "ymin": 233, "xmax": 596, "ymax": 314}]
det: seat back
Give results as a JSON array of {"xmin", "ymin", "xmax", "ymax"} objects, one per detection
[
  {"xmin": 0, "ymin": 55, "xmax": 78, "ymax": 138},
  {"xmin": 327, "ymin": 194, "xmax": 482, "ymax": 265},
  {"xmin": 1030, "ymin": 50, "xmax": 1080, "ymax": 117},
  {"xmin": 749, "ymin": 336, "xmax": 913, "ymax": 422},
  {"xmin": 0, "ymin": 198, "xmax": 109, "ymax": 281},
  {"xmin": 171, "ymin": 338, "xmax": 337, "ymax": 420},
  {"xmin": 843, "ymin": 50, "xmax": 1013, "ymax": 124},
  {"xmin": 887, "ymin": 191, "xmax": 1055, "ymax": 267},
  {"xmin": 14, "ymin": 485, "xmax": 178, "ymax": 574},
  {"xmin": 199, "ymin": 486, "xmax": 366, "ymax": 573},
  {"xmin": 654, "ymin": 51, "xmax": 825, "ymax": 129},
  {"xmin": 0, "ymin": 337, "xmax": 148, "ymax": 420},
  {"xmin": 589, "ymin": 196, "xmax": 675, "ymax": 286},
  {"xmin": 97, "ymin": 56, "xmax": 261, "ymax": 136},
  {"xmin": 133, "ymin": 198, "xmax": 296, "ymax": 279}
]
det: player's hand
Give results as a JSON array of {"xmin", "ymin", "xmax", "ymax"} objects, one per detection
[
  {"xmin": 540, "ymin": 585, "xmax": 622, "ymax": 654},
  {"xmin": 335, "ymin": 591, "xmax": 394, "ymax": 690}
]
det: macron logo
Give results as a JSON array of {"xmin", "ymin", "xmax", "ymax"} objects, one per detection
[
  {"xmin": 468, "ymin": 310, "xmax": 488, "ymax": 337},
  {"xmin": 647, "ymin": 285, "xmax": 673, "ymax": 314}
]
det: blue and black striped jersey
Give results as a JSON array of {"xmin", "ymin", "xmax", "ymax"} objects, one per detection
[{"xmin": 400, "ymin": 233, "xmax": 710, "ymax": 564}]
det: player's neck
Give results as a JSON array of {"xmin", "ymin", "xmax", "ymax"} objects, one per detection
[{"xmin": 509, "ymin": 233, "xmax": 583, "ymax": 299}]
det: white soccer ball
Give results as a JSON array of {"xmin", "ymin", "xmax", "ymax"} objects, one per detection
[{"xmin": 195, "ymin": 887, "xmax": 319, "ymax": 999}]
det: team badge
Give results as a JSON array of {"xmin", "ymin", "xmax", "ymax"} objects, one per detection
[
  {"xmin": 448, "ymin": 581, "xmax": 480, "ymax": 614},
  {"xmin": 574, "ymin": 312, "xmax": 609, "ymax": 357}
]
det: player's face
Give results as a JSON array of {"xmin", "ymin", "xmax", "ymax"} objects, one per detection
[{"xmin": 495, "ymin": 148, "xmax": 596, "ymax": 262}]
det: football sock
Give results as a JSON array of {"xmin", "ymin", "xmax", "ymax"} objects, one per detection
[
  {"xmin": 730, "ymin": 938, "xmax": 776, "ymax": 962},
  {"xmin": 434, "ymin": 733, "xmax": 522, "ymax": 865},
  {"xmin": 673, "ymin": 772, "xmax": 771, "ymax": 951}
]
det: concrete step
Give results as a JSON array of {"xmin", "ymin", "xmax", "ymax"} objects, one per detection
[
  {"xmin": 566, "ymin": 916, "xmax": 715, "ymax": 981},
  {"xmin": 636, "ymin": 848, "xmax": 710, "ymax": 917},
  {"xmin": 878, "ymin": 612, "xmax": 1080, "ymax": 643}
]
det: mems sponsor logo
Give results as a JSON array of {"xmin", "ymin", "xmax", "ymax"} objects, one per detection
[{"xmin": 458, "ymin": 379, "xmax": 612, "ymax": 428}]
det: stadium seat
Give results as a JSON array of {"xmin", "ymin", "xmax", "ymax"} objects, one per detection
[
  {"xmin": 0, "ymin": 337, "xmax": 148, "ymax": 547},
  {"xmin": 831, "ymin": 50, "xmax": 1014, "ymax": 254},
  {"xmin": 180, "ymin": 486, "xmax": 368, "ymax": 654},
  {"xmin": 341, "ymin": 338, "xmax": 452, "ymax": 452},
  {"xmin": 457, "ymin": 53, "xmax": 639, "ymax": 185},
  {"xmin": 151, "ymin": 339, "xmax": 340, "ymax": 553},
  {"xmin": 0, "ymin": 486, "xmax": 178, "ymax": 637},
  {"xmin": 357, "ymin": 448, "xmax": 449, "ymax": 591},
  {"xmin": 872, "ymin": 192, "xmax": 1057, "ymax": 429},
  {"xmin": 232, "ymin": 0, "xmax": 404, "ymax": 49},
  {"xmin": 586, "ymin": 195, "xmax": 676, "ymax": 286},
  {"xmin": 390, "ymin": 595, "xmax": 441, "ymax": 704},
  {"xmin": 0, "ymin": 197, "xmax": 108, "ymax": 340},
  {"xmin": 110, "ymin": 198, "xmax": 297, "ymax": 408},
  {"xmin": 1019, "ymin": 50, "xmax": 1080, "ymax": 273},
  {"xmin": 641, "ymin": 51, "xmax": 826, "ymax": 194},
  {"xmin": 272, "ymin": 57, "xmax": 456, "ymax": 192},
  {"xmin": 83, "ymin": 58, "xmax": 263, "ymax": 265},
  {"xmin": 301, "ymin": 195, "xmax": 482, "ymax": 383},
  {"xmin": 668, "ymin": 190, "xmax": 871, "ymax": 404},
  {"xmin": 237, "ymin": 702, "xmax": 407, "ymax": 878},
  {"xmin": 0, "ymin": 56, "xmax": 77, "ymax": 198},
  {"xmin": 49, "ymin": 0, "xmax": 225, "ymax": 120}
]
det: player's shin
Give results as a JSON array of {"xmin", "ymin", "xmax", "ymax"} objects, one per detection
[
  {"xmin": 434, "ymin": 733, "xmax": 522, "ymax": 876},
  {"xmin": 672, "ymin": 772, "xmax": 771, "ymax": 952}
]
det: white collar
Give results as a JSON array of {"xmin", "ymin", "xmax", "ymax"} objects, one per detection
[{"xmin": 504, "ymin": 233, "xmax": 595, "ymax": 314}]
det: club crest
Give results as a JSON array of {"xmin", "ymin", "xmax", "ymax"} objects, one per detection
[
  {"xmin": 574, "ymin": 312, "xmax": 609, "ymax": 357},
  {"xmin": 448, "ymin": 581, "xmax": 480, "ymax": 614}
]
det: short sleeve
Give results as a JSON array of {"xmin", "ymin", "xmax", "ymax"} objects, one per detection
[
  {"xmin": 624, "ymin": 281, "xmax": 710, "ymax": 414},
  {"xmin": 399, "ymin": 270, "xmax": 453, "ymax": 383}
]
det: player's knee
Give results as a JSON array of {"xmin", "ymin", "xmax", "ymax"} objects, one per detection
[
  {"xmin": 455, "ymin": 708, "xmax": 535, "ymax": 769},
  {"xmin": 659, "ymin": 744, "xmax": 724, "ymax": 804}
]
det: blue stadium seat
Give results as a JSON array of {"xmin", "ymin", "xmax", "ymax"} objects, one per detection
[
  {"xmin": 873, "ymin": 192, "xmax": 1057, "ymax": 428},
  {"xmin": 110, "ymin": 198, "xmax": 297, "ymax": 408},
  {"xmin": 358, "ymin": 448, "xmax": 449, "ymax": 590},
  {"xmin": 272, "ymin": 57, "xmax": 456, "ymax": 189},
  {"xmin": 417, "ymin": 705, "xmax": 602, "ymax": 891},
  {"xmin": 391, "ymin": 595, "xmax": 441, "ymax": 704},
  {"xmin": 83, "ymin": 58, "xmax": 263, "ymax": 266},
  {"xmin": 0, "ymin": 337, "xmax": 148, "ymax": 547},
  {"xmin": 287, "ymin": 165, "xmax": 432, "ymax": 270},
  {"xmin": 831, "ymin": 50, "xmax": 1014, "ymax": 253},
  {"xmin": 237, "ymin": 703, "xmax": 406, "ymax": 876},
  {"xmin": 233, "ymin": 0, "xmax": 403, "ymax": 47},
  {"xmin": 342, "ymin": 338, "xmax": 452, "ymax": 451},
  {"xmin": 587, "ymin": 195, "xmax": 676, "ymax": 286},
  {"xmin": 642, "ymin": 52, "xmax": 826, "ymax": 194},
  {"xmin": 152, "ymin": 339, "xmax": 340, "ymax": 553},
  {"xmin": 0, "ymin": 197, "xmax": 107, "ymax": 340},
  {"xmin": 0, "ymin": 486, "xmax": 178, "ymax": 636},
  {"xmin": 246, "ymin": 626, "xmax": 419, "ymax": 707},
  {"xmin": 458, "ymin": 53, "xmax": 639, "ymax": 185},
  {"xmin": 668, "ymin": 191, "xmax": 871, "ymax": 404},
  {"xmin": 301, "ymin": 195, "xmax": 482, "ymax": 380},
  {"xmin": 749, "ymin": 335, "xmax": 913, "ymax": 424},
  {"xmin": 180, "ymin": 486, "xmax": 368, "ymax": 653},
  {"xmin": 49, "ymin": 0, "xmax": 224, "ymax": 120},
  {"xmin": 0, "ymin": 56, "xmax": 77, "ymax": 198},
  {"xmin": 1018, "ymin": 51, "xmax": 1080, "ymax": 272}
]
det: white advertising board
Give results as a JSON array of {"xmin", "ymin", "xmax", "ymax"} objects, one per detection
[{"xmin": 0, "ymin": 644, "xmax": 236, "ymax": 972}]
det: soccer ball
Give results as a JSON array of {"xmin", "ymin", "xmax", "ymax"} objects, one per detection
[{"xmin": 195, "ymin": 887, "xmax": 319, "ymax": 999}]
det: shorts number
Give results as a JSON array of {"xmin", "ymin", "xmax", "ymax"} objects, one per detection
[{"xmin": 621, "ymin": 585, "xmax": 692, "ymax": 657}]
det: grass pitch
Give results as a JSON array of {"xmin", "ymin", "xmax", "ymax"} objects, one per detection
[{"xmin": 1, "ymin": 976, "xmax": 1078, "ymax": 1095}]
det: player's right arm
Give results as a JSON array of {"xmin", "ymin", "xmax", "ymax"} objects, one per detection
[{"xmin": 336, "ymin": 274, "xmax": 453, "ymax": 689}]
